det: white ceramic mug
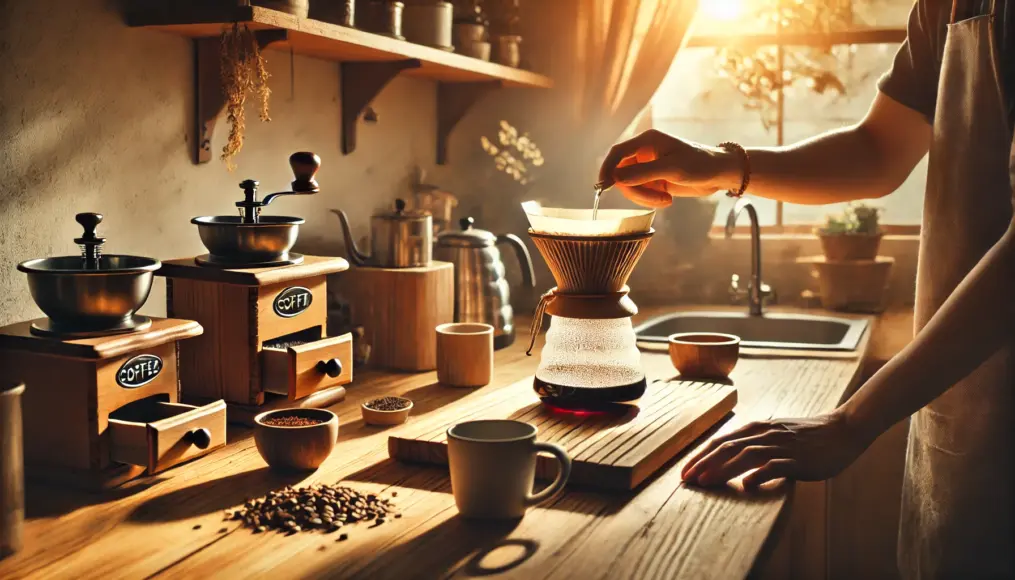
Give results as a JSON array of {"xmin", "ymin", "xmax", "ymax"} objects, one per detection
[
  {"xmin": 436, "ymin": 323, "xmax": 494, "ymax": 387},
  {"xmin": 447, "ymin": 420, "xmax": 571, "ymax": 519}
]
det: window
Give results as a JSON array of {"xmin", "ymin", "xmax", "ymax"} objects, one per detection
[{"xmin": 649, "ymin": 0, "xmax": 925, "ymax": 228}]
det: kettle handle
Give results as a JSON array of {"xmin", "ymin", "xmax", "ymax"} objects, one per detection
[
  {"xmin": 496, "ymin": 234, "xmax": 536, "ymax": 288},
  {"xmin": 330, "ymin": 209, "xmax": 370, "ymax": 267}
]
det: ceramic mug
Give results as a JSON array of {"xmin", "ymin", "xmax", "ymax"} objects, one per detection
[
  {"xmin": 436, "ymin": 323, "xmax": 494, "ymax": 387},
  {"xmin": 447, "ymin": 420, "xmax": 571, "ymax": 519}
]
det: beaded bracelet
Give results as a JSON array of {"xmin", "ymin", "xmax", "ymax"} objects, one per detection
[{"xmin": 718, "ymin": 142, "xmax": 750, "ymax": 198}]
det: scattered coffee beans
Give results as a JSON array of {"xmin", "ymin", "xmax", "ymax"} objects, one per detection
[
  {"xmin": 224, "ymin": 484, "xmax": 399, "ymax": 539},
  {"xmin": 262, "ymin": 415, "xmax": 326, "ymax": 427},
  {"xmin": 365, "ymin": 397, "xmax": 411, "ymax": 412}
]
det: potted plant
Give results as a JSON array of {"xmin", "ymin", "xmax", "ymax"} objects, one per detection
[{"xmin": 816, "ymin": 203, "xmax": 882, "ymax": 261}]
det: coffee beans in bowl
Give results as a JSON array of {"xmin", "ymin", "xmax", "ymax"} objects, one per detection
[
  {"xmin": 254, "ymin": 408, "xmax": 338, "ymax": 471},
  {"xmin": 362, "ymin": 396, "xmax": 413, "ymax": 426},
  {"xmin": 262, "ymin": 414, "xmax": 328, "ymax": 427}
]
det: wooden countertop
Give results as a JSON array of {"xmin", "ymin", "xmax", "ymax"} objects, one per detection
[{"xmin": 0, "ymin": 307, "xmax": 913, "ymax": 580}]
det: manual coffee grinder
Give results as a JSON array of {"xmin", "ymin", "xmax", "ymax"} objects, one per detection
[
  {"xmin": 522, "ymin": 202, "xmax": 656, "ymax": 410},
  {"xmin": 0, "ymin": 213, "xmax": 226, "ymax": 490},
  {"xmin": 158, "ymin": 153, "xmax": 353, "ymax": 425}
]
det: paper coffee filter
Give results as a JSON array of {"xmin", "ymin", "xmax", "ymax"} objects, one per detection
[{"xmin": 522, "ymin": 201, "xmax": 655, "ymax": 237}]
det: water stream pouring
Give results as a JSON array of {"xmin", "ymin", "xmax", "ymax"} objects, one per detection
[{"xmin": 522, "ymin": 202, "xmax": 655, "ymax": 410}]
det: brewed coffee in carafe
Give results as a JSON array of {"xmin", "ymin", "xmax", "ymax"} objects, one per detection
[{"xmin": 523, "ymin": 202, "xmax": 655, "ymax": 410}]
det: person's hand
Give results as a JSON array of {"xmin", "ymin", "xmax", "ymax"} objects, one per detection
[
  {"xmin": 680, "ymin": 411, "xmax": 871, "ymax": 489},
  {"xmin": 598, "ymin": 129, "xmax": 741, "ymax": 208}
]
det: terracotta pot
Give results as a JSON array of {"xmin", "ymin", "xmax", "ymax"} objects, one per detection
[
  {"xmin": 811, "ymin": 257, "xmax": 894, "ymax": 313},
  {"xmin": 818, "ymin": 233, "xmax": 882, "ymax": 261},
  {"xmin": 253, "ymin": 0, "xmax": 310, "ymax": 18}
]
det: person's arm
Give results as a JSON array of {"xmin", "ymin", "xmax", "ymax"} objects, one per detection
[
  {"xmin": 681, "ymin": 221, "xmax": 1015, "ymax": 487},
  {"xmin": 597, "ymin": 92, "xmax": 931, "ymax": 207}
]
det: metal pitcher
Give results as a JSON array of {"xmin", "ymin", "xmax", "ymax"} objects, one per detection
[
  {"xmin": 435, "ymin": 217, "xmax": 536, "ymax": 349},
  {"xmin": 333, "ymin": 199, "xmax": 432, "ymax": 268}
]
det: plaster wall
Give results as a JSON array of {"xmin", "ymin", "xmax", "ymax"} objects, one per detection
[{"xmin": 0, "ymin": 0, "xmax": 458, "ymax": 326}]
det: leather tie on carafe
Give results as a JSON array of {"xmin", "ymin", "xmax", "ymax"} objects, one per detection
[{"xmin": 526, "ymin": 288, "xmax": 557, "ymax": 356}]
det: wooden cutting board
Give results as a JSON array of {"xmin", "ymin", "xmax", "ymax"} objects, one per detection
[{"xmin": 388, "ymin": 376, "xmax": 737, "ymax": 491}]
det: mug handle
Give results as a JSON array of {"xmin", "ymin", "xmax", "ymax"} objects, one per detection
[{"xmin": 525, "ymin": 442, "xmax": 572, "ymax": 506}]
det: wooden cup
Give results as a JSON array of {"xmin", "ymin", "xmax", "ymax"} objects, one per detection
[
  {"xmin": 436, "ymin": 323, "xmax": 494, "ymax": 387},
  {"xmin": 253, "ymin": 408, "xmax": 339, "ymax": 471},
  {"xmin": 668, "ymin": 333, "xmax": 740, "ymax": 379}
]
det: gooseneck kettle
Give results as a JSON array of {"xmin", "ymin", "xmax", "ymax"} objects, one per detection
[{"xmin": 435, "ymin": 217, "xmax": 536, "ymax": 349}]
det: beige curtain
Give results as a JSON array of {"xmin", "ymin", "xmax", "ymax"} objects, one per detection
[
  {"xmin": 519, "ymin": 0, "xmax": 697, "ymax": 201},
  {"xmin": 572, "ymin": 0, "xmax": 698, "ymax": 148}
]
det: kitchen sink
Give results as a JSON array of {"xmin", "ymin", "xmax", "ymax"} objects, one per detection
[{"xmin": 634, "ymin": 311, "xmax": 869, "ymax": 351}]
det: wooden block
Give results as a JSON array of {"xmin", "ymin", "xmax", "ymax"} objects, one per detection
[
  {"xmin": 0, "ymin": 318, "xmax": 200, "ymax": 473},
  {"xmin": 169, "ymin": 279, "xmax": 257, "ymax": 404},
  {"xmin": 0, "ymin": 318, "xmax": 202, "ymax": 360},
  {"xmin": 256, "ymin": 277, "xmax": 328, "ymax": 342},
  {"xmin": 158, "ymin": 255, "xmax": 349, "ymax": 287},
  {"xmin": 388, "ymin": 376, "xmax": 738, "ymax": 490},
  {"xmin": 0, "ymin": 350, "xmax": 94, "ymax": 471},
  {"xmin": 339, "ymin": 262, "xmax": 454, "ymax": 371}
]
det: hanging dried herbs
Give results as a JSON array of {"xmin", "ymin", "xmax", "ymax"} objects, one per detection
[{"xmin": 220, "ymin": 23, "xmax": 272, "ymax": 169}]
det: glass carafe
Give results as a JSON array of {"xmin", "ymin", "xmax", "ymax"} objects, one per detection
[{"xmin": 534, "ymin": 315, "xmax": 646, "ymax": 408}]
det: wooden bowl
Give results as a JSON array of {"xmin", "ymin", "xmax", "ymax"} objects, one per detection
[
  {"xmin": 253, "ymin": 408, "xmax": 338, "ymax": 471},
  {"xmin": 362, "ymin": 398, "xmax": 414, "ymax": 426},
  {"xmin": 668, "ymin": 333, "xmax": 740, "ymax": 379}
]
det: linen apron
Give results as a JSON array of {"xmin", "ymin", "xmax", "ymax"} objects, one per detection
[{"xmin": 899, "ymin": 1, "xmax": 1015, "ymax": 577}]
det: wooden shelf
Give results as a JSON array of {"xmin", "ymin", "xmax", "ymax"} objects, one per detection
[
  {"xmin": 128, "ymin": 5, "xmax": 552, "ymax": 87},
  {"xmin": 128, "ymin": 5, "xmax": 552, "ymax": 164}
]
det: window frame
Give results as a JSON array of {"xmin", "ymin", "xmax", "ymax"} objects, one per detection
[{"xmin": 677, "ymin": 26, "xmax": 910, "ymax": 228}]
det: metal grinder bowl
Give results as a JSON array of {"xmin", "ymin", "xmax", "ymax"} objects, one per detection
[
  {"xmin": 192, "ymin": 215, "xmax": 305, "ymax": 264},
  {"xmin": 192, "ymin": 152, "xmax": 321, "ymax": 266},
  {"xmin": 18, "ymin": 256, "xmax": 160, "ymax": 329}
]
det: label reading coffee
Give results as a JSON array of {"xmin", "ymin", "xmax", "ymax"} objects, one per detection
[
  {"xmin": 116, "ymin": 354, "xmax": 163, "ymax": 388},
  {"xmin": 273, "ymin": 286, "xmax": 313, "ymax": 318}
]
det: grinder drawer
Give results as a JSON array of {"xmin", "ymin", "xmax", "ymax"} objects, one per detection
[
  {"xmin": 108, "ymin": 399, "xmax": 226, "ymax": 474},
  {"xmin": 261, "ymin": 333, "xmax": 353, "ymax": 400}
]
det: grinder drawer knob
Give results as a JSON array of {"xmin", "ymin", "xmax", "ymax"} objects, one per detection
[
  {"xmin": 185, "ymin": 428, "xmax": 212, "ymax": 450},
  {"xmin": 316, "ymin": 358, "xmax": 343, "ymax": 378}
]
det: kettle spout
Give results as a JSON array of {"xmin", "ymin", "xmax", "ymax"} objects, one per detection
[{"xmin": 331, "ymin": 209, "xmax": 369, "ymax": 266}]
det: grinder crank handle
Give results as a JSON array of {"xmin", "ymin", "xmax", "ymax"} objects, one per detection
[
  {"xmin": 288, "ymin": 151, "xmax": 321, "ymax": 193},
  {"xmin": 254, "ymin": 152, "xmax": 323, "ymax": 209}
]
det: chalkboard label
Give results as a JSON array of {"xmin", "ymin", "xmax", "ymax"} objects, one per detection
[
  {"xmin": 116, "ymin": 354, "xmax": 163, "ymax": 388},
  {"xmin": 273, "ymin": 286, "xmax": 313, "ymax": 318}
]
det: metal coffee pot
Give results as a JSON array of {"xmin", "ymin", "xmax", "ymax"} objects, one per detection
[
  {"xmin": 333, "ymin": 199, "xmax": 433, "ymax": 268},
  {"xmin": 435, "ymin": 217, "xmax": 536, "ymax": 349}
]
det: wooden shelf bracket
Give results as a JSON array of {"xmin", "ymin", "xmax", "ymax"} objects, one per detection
[
  {"xmin": 194, "ymin": 29, "xmax": 289, "ymax": 165},
  {"xmin": 436, "ymin": 81, "xmax": 501, "ymax": 165},
  {"xmin": 340, "ymin": 59, "xmax": 422, "ymax": 155}
]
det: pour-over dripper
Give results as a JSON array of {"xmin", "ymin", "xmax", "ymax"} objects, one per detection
[
  {"xmin": 523, "ymin": 203, "xmax": 656, "ymax": 409},
  {"xmin": 529, "ymin": 231, "xmax": 653, "ymax": 295}
]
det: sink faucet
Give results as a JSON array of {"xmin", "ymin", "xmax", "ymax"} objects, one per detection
[{"xmin": 725, "ymin": 198, "xmax": 774, "ymax": 316}]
